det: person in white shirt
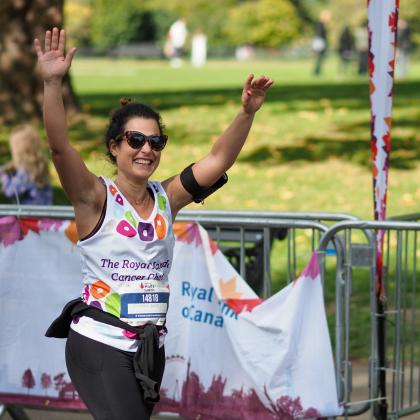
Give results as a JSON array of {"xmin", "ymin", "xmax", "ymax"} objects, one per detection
[
  {"xmin": 191, "ymin": 31, "xmax": 207, "ymax": 67},
  {"xmin": 167, "ymin": 18, "xmax": 188, "ymax": 67}
]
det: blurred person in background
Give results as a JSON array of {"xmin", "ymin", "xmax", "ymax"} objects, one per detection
[
  {"xmin": 167, "ymin": 17, "xmax": 188, "ymax": 67},
  {"xmin": 338, "ymin": 26, "xmax": 355, "ymax": 74},
  {"xmin": 397, "ymin": 19, "xmax": 412, "ymax": 78},
  {"xmin": 0, "ymin": 124, "xmax": 52, "ymax": 205},
  {"xmin": 354, "ymin": 22, "xmax": 369, "ymax": 75},
  {"xmin": 235, "ymin": 43, "xmax": 255, "ymax": 61},
  {"xmin": 191, "ymin": 30, "xmax": 207, "ymax": 67},
  {"xmin": 312, "ymin": 10, "xmax": 331, "ymax": 76}
]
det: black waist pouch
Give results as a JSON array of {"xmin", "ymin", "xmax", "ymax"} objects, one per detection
[{"xmin": 46, "ymin": 298, "xmax": 162, "ymax": 403}]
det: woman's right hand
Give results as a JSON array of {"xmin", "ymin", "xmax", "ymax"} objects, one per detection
[{"xmin": 34, "ymin": 28, "xmax": 77, "ymax": 83}]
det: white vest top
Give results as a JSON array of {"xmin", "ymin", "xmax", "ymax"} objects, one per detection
[{"xmin": 71, "ymin": 177, "xmax": 175, "ymax": 351}]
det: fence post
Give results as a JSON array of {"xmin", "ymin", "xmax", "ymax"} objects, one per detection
[
  {"xmin": 3, "ymin": 406, "xmax": 30, "ymax": 420},
  {"xmin": 262, "ymin": 227, "xmax": 271, "ymax": 298}
]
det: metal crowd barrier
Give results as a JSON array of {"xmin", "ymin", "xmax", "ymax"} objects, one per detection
[
  {"xmin": 1, "ymin": 206, "xmax": 419, "ymax": 420},
  {"xmin": 0, "ymin": 205, "xmax": 353, "ymax": 420},
  {"xmin": 0, "ymin": 206, "xmax": 357, "ymax": 297},
  {"xmin": 388, "ymin": 213, "xmax": 420, "ymax": 222},
  {"xmin": 177, "ymin": 209, "xmax": 359, "ymax": 296},
  {"xmin": 318, "ymin": 219, "xmax": 420, "ymax": 419}
]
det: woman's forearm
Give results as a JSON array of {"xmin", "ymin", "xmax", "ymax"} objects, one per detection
[
  {"xmin": 209, "ymin": 108, "xmax": 255, "ymax": 170},
  {"xmin": 43, "ymin": 79, "xmax": 70, "ymax": 155}
]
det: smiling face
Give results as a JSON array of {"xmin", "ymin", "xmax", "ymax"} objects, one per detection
[{"xmin": 110, "ymin": 117, "xmax": 162, "ymax": 181}]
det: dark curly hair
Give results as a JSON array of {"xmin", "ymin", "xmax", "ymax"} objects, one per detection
[{"xmin": 105, "ymin": 98, "xmax": 166, "ymax": 164}]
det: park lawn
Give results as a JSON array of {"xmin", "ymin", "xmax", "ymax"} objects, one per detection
[
  {"xmin": 67, "ymin": 56, "xmax": 419, "ymax": 220},
  {"xmin": 69, "ymin": 57, "xmax": 420, "ymax": 360},
  {"xmin": 1, "ymin": 57, "xmax": 418, "ymax": 220},
  {"xmin": 0, "ymin": 57, "xmax": 418, "ymax": 359}
]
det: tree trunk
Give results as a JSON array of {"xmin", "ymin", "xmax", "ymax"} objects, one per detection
[
  {"xmin": 290, "ymin": 0, "xmax": 315, "ymax": 25},
  {"xmin": 0, "ymin": 0, "xmax": 78, "ymax": 125}
]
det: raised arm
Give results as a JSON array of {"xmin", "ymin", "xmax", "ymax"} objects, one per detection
[
  {"xmin": 163, "ymin": 74, "xmax": 273, "ymax": 216},
  {"xmin": 34, "ymin": 29, "xmax": 104, "ymax": 227}
]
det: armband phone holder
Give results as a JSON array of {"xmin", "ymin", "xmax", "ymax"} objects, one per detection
[{"xmin": 180, "ymin": 163, "xmax": 228, "ymax": 204}]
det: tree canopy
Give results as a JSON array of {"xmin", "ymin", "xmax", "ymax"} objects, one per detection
[
  {"xmin": 226, "ymin": 0, "xmax": 301, "ymax": 47},
  {"xmin": 64, "ymin": 0, "xmax": 420, "ymax": 50},
  {"xmin": 66, "ymin": 0, "xmax": 304, "ymax": 50}
]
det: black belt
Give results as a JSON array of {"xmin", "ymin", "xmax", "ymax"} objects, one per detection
[{"xmin": 46, "ymin": 298, "xmax": 162, "ymax": 403}]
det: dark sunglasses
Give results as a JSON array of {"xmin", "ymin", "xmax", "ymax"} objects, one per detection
[{"xmin": 118, "ymin": 131, "xmax": 168, "ymax": 151}]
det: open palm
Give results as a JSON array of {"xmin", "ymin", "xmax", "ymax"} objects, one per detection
[
  {"xmin": 34, "ymin": 28, "xmax": 76, "ymax": 82},
  {"xmin": 241, "ymin": 74, "xmax": 274, "ymax": 115}
]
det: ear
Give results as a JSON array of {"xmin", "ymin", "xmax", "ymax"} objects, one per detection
[{"xmin": 109, "ymin": 139, "xmax": 120, "ymax": 158}]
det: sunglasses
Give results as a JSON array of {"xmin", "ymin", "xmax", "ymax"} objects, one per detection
[{"xmin": 118, "ymin": 131, "xmax": 168, "ymax": 151}]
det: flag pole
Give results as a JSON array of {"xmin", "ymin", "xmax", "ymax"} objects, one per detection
[{"xmin": 368, "ymin": 1, "xmax": 399, "ymax": 418}]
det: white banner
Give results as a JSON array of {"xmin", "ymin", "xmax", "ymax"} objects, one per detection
[{"xmin": 0, "ymin": 217, "xmax": 341, "ymax": 418}]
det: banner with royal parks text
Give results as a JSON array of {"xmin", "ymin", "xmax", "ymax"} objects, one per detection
[{"xmin": 0, "ymin": 217, "xmax": 342, "ymax": 419}]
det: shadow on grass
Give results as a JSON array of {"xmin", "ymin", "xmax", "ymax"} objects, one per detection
[
  {"xmin": 341, "ymin": 116, "xmax": 420, "ymax": 131},
  {"xmin": 53, "ymin": 186, "xmax": 71, "ymax": 205},
  {"xmin": 68, "ymin": 119, "xmax": 103, "ymax": 143},
  {"xmin": 0, "ymin": 193, "xmax": 10, "ymax": 204},
  {"xmin": 77, "ymin": 79, "xmax": 420, "ymax": 116},
  {"xmin": 76, "ymin": 80, "xmax": 420, "ymax": 166},
  {"xmin": 239, "ymin": 135, "xmax": 420, "ymax": 169},
  {"xmin": 0, "ymin": 143, "xmax": 10, "ymax": 165}
]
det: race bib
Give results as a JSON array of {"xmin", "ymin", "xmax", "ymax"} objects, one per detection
[{"xmin": 120, "ymin": 291, "xmax": 169, "ymax": 326}]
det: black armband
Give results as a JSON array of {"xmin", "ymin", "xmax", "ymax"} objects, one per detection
[{"xmin": 180, "ymin": 163, "xmax": 228, "ymax": 203}]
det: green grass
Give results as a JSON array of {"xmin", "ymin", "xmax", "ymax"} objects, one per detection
[
  {"xmin": 0, "ymin": 56, "xmax": 419, "ymax": 361},
  {"xmin": 1, "ymin": 56, "xmax": 419, "ymax": 219},
  {"xmin": 71, "ymin": 57, "xmax": 420, "ymax": 219}
]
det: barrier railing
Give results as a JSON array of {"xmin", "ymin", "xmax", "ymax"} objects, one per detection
[
  {"xmin": 1, "ymin": 206, "xmax": 419, "ymax": 419},
  {"xmin": 178, "ymin": 210, "xmax": 359, "ymax": 294},
  {"xmin": 0, "ymin": 206, "xmax": 356, "ymax": 296},
  {"xmin": 318, "ymin": 220, "xmax": 420, "ymax": 419},
  {"xmin": 388, "ymin": 213, "xmax": 420, "ymax": 222},
  {"xmin": 0, "ymin": 206, "xmax": 351, "ymax": 420}
]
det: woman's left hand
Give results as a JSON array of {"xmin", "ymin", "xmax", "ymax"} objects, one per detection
[{"xmin": 241, "ymin": 74, "xmax": 274, "ymax": 115}]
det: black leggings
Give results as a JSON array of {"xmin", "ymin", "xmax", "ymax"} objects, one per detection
[{"xmin": 65, "ymin": 329, "xmax": 165, "ymax": 420}]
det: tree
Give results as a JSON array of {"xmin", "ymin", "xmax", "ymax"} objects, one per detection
[
  {"xmin": 226, "ymin": 0, "xmax": 302, "ymax": 47},
  {"xmin": 323, "ymin": 0, "xmax": 366, "ymax": 48},
  {"xmin": 153, "ymin": 0, "xmax": 238, "ymax": 47},
  {"xmin": 0, "ymin": 0, "xmax": 78, "ymax": 125},
  {"xmin": 396, "ymin": 0, "xmax": 420, "ymax": 46},
  {"xmin": 22, "ymin": 368, "xmax": 35, "ymax": 394},
  {"xmin": 305, "ymin": 0, "xmax": 420, "ymax": 49},
  {"xmin": 289, "ymin": 0, "xmax": 316, "ymax": 25},
  {"xmin": 41, "ymin": 373, "xmax": 52, "ymax": 395},
  {"xmin": 90, "ymin": 0, "xmax": 157, "ymax": 51},
  {"xmin": 64, "ymin": 0, "xmax": 94, "ymax": 48}
]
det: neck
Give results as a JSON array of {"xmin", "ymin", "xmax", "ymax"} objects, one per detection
[{"xmin": 115, "ymin": 175, "xmax": 150, "ymax": 206}]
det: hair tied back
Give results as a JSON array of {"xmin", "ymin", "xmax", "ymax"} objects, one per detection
[{"xmin": 120, "ymin": 97, "xmax": 132, "ymax": 107}]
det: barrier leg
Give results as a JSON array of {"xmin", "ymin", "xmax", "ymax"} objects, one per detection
[
  {"xmin": 375, "ymin": 300, "xmax": 388, "ymax": 420},
  {"xmin": 4, "ymin": 406, "xmax": 30, "ymax": 420},
  {"xmin": 0, "ymin": 405, "xmax": 6, "ymax": 419}
]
